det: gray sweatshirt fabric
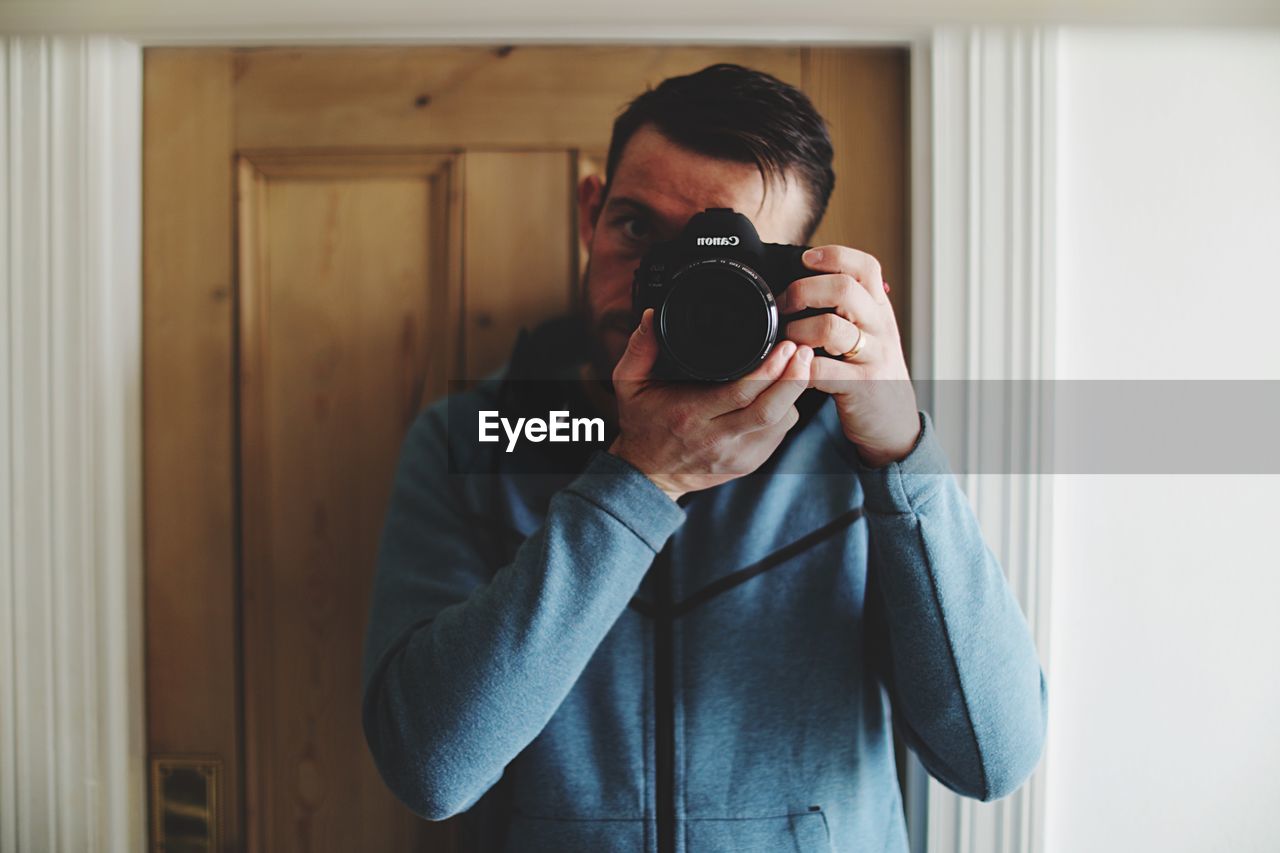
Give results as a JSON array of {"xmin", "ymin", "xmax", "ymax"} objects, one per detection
[{"xmin": 361, "ymin": 344, "xmax": 1046, "ymax": 852}]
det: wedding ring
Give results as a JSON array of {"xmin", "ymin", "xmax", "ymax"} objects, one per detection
[{"xmin": 838, "ymin": 325, "xmax": 865, "ymax": 362}]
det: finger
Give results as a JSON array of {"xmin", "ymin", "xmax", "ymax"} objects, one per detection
[
  {"xmin": 806, "ymin": 346, "xmax": 870, "ymax": 395},
  {"xmin": 778, "ymin": 273, "xmax": 879, "ymax": 329},
  {"xmin": 715, "ymin": 345, "xmax": 812, "ymax": 432},
  {"xmin": 784, "ymin": 313, "xmax": 861, "ymax": 357},
  {"xmin": 801, "ymin": 245, "xmax": 888, "ymax": 305},
  {"xmin": 611, "ymin": 308, "xmax": 658, "ymax": 386},
  {"xmin": 705, "ymin": 339, "xmax": 796, "ymax": 415},
  {"xmin": 765, "ymin": 402, "xmax": 802, "ymax": 438}
]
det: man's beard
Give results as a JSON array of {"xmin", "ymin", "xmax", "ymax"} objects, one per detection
[{"xmin": 581, "ymin": 258, "xmax": 636, "ymax": 385}]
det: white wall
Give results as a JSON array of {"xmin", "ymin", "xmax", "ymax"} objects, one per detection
[{"xmin": 1047, "ymin": 29, "xmax": 1280, "ymax": 853}]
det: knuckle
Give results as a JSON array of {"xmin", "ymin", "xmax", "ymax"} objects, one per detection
[
  {"xmin": 837, "ymin": 273, "xmax": 858, "ymax": 296},
  {"xmin": 709, "ymin": 452, "xmax": 738, "ymax": 477},
  {"xmin": 750, "ymin": 404, "xmax": 775, "ymax": 429},
  {"xmin": 728, "ymin": 385, "xmax": 754, "ymax": 410},
  {"xmin": 699, "ymin": 430, "xmax": 728, "ymax": 457}
]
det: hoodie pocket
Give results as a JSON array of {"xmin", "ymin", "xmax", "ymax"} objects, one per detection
[{"xmin": 684, "ymin": 809, "xmax": 833, "ymax": 852}]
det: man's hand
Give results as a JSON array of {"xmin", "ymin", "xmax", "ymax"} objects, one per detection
[
  {"xmin": 781, "ymin": 245, "xmax": 921, "ymax": 468},
  {"xmin": 609, "ymin": 308, "xmax": 812, "ymax": 502}
]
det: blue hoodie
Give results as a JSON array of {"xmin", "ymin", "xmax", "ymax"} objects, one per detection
[{"xmin": 361, "ymin": 323, "xmax": 1047, "ymax": 852}]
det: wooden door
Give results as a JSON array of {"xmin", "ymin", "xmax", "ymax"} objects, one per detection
[{"xmin": 143, "ymin": 45, "xmax": 909, "ymax": 853}]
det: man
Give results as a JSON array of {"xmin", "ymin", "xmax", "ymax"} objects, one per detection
[{"xmin": 362, "ymin": 64, "xmax": 1046, "ymax": 852}]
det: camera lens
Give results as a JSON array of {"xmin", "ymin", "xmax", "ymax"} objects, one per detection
[{"xmin": 658, "ymin": 261, "xmax": 776, "ymax": 381}]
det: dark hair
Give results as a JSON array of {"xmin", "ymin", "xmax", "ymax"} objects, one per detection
[{"xmin": 603, "ymin": 63, "xmax": 836, "ymax": 242}]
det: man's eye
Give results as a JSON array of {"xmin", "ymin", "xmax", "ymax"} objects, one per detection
[{"xmin": 617, "ymin": 216, "xmax": 652, "ymax": 242}]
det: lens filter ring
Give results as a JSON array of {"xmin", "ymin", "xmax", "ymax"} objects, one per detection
[{"xmin": 657, "ymin": 257, "xmax": 779, "ymax": 382}]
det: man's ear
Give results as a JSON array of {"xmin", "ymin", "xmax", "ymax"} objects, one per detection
[{"xmin": 577, "ymin": 173, "xmax": 605, "ymax": 250}]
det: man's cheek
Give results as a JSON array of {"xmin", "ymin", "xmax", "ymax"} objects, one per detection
[{"xmin": 597, "ymin": 246, "xmax": 643, "ymax": 288}]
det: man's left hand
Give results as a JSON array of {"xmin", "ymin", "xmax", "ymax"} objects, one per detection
[{"xmin": 780, "ymin": 244, "xmax": 921, "ymax": 468}]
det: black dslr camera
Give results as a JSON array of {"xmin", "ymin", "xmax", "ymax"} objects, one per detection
[{"xmin": 631, "ymin": 208, "xmax": 831, "ymax": 382}]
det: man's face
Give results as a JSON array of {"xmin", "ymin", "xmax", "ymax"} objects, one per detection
[{"xmin": 577, "ymin": 123, "xmax": 813, "ymax": 373}]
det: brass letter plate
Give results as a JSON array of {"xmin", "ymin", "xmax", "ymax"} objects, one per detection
[{"xmin": 150, "ymin": 755, "xmax": 220, "ymax": 853}]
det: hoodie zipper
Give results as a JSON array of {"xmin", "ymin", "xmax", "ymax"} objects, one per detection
[{"xmin": 653, "ymin": 547, "xmax": 676, "ymax": 853}]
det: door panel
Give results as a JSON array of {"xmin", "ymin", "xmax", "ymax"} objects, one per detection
[
  {"xmin": 143, "ymin": 45, "xmax": 910, "ymax": 853},
  {"xmin": 237, "ymin": 153, "xmax": 456, "ymax": 852}
]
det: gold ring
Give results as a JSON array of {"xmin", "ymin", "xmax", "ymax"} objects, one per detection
[{"xmin": 838, "ymin": 325, "xmax": 865, "ymax": 362}]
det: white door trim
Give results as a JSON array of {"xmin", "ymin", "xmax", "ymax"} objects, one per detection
[
  {"xmin": 912, "ymin": 26, "xmax": 1058, "ymax": 853},
  {"xmin": 0, "ymin": 35, "xmax": 146, "ymax": 853}
]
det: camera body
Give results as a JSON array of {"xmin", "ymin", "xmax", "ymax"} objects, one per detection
[{"xmin": 631, "ymin": 208, "xmax": 828, "ymax": 382}]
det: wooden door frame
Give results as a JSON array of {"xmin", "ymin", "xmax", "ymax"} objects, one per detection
[
  {"xmin": 5, "ymin": 27, "xmax": 1060, "ymax": 853},
  {"xmin": 140, "ymin": 42, "xmax": 919, "ymax": 853}
]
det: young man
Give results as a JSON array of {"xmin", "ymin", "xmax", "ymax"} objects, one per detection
[{"xmin": 362, "ymin": 64, "xmax": 1046, "ymax": 852}]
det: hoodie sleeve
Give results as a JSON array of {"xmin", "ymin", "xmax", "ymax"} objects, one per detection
[
  {"xmin": 855, "ymin": 411, "xmax": 1048, "ymax": 802},
  {"xmin": 360, "ymin": 405, "xmax": 686, "ymax": 821}
]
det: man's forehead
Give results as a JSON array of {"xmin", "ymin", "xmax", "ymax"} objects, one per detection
[
  {"xmin": 606, "ymin": 124, "xmax": 806, "ymax": 240},
  {"xmin": 609, "ymin": 138, "xmax": 765, "ymax": 216}
]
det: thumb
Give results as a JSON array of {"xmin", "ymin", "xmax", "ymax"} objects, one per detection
[{"xmin": 612, "ymin": 308, "xmax": 659, "ymax": 386}]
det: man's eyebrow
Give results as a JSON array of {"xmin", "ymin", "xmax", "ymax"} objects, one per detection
[{"xmin": 606, "ymin": 195, "xmax": 665, "ymax": 222}]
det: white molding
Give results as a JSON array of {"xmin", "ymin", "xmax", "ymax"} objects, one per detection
[
  {"xmin": 0, "ymin": 40, "xmax": 14, "ymax": 853},
  {"xmin": 0, "ymin": 35, "xmax": 145, "ymax": 853},
  {"xmin": 914, "ymin": 25, "xmax": 1057, "ymax": 853},
  {"xmin": 904, "ymin": 32, "xmax": 935, "ymax": 853},
  {"xmin": 2, "ymin": 0, "xmax": 1277, "ymax": 38}
]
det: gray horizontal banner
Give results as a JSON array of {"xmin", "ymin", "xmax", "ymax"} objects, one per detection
[{"xmin": 441, "ymin": 380, "xmax": 1280, "ymax": 475}]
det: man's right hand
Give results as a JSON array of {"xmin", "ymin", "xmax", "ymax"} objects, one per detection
[{"xmin": 608, "ymin": 308, "xmax": 813, "ymax": 502}]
